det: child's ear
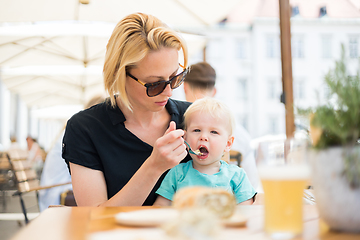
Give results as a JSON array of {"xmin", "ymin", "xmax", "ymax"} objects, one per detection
[
  {"xmin": 183, "ymin": 130, "xmax": 187, "ymax": 140},
  {"xmin": 224, "ymin": 135, "xmax": 234, "ymax": 152}
]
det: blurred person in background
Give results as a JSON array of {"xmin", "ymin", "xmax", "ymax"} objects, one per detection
[
  {"xmin": 26, "ymin": 136, "xmax": 44, "ymax": 178},
  {"xmin": 183, "ymin": 62, "xmax": 261, "ymax": 191},
  {"xmin": 8, "ymin": 135, "xmax": 21, "ymax": 151},
  {"xmin": 38, "ymin": 94, "xmax": 106, "ymax": 211}
]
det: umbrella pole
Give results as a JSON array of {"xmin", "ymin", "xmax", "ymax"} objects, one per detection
[{"xmin": 279, "ymin": 0, "xmax": 295, "ymax": 138}]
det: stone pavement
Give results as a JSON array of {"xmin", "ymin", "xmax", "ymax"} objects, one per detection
[{"xmin": 0, "ymin": 191, "xmax": 39, "ymax": 240}]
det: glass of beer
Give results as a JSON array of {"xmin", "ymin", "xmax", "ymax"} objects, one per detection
[{"xmin": 257, "ymin": 139, "xmax": 310, "ymax": 239}]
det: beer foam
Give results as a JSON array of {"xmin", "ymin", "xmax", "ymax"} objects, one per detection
[{"xmin": 258, "ymin": 165, "xmax": 310, "ymax": 180}]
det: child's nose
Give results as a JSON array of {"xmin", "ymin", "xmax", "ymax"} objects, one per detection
[{"xmin": 200, "ymin": 134, "xmax": 209, "ymax": 142}]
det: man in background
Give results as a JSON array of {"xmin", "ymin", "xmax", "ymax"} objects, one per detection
[{"xmin": 183, "ymin": 62, "xmax": 261, "ymax": 191}]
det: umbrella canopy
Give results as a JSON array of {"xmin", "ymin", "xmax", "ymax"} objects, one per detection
[
  {"xmin": 0, "ymin": 0, "xmax": 222, "ymax": 107},
  {"xmin": 0, "ymin": 22, "xmax": 206, "ymax": 107},
  {"xmin": 1, "ymin": 65, "xmax": 105, "ymax": 107},
  {"xmin": 0, "ymin": 0, "xmax": 240, "ymax": 27},
  {"xmin": 0, "ymin": 22, "xmax": 112, "ymax": 68},
  {"xmin": 0, "ymin": 22, "xmax": 206, "ymax": 68}
]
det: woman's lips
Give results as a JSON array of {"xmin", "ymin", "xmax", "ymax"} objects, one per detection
[{"xmin": 155, "ymin": 99, "xmax": 168, "ymax": 106}]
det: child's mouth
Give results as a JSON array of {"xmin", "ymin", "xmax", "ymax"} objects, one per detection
[{"xmin": 198, "ymin": 146, "xmax": 209, "ymax": 158}]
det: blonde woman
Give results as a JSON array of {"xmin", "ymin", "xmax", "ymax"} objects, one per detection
[{"xmin": 62, "ymin": 13, "xmax": 191, "ymax": 206}]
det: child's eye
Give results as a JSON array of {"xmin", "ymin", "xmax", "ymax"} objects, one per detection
[
  {"xmin": 211, "ymin": 130, "xmax": 219, "ymax": 134},
  {"xmin": 193, "ymin": 129, "xmax": 201, "ymax": 132}
]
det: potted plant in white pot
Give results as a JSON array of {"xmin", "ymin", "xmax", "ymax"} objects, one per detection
[{"xmin": 303, "ymin": 46, "xmax": 360, "ymax": 232}]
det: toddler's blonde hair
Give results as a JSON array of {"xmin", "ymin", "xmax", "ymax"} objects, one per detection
[{"xmin": 184, "ymin": 97, "xmax": 235, "ymax": 135}]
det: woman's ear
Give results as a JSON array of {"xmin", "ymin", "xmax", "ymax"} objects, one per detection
[
  {"xmin": 224, "ymin": 135, "xmax": 234, "ymax": 152},
  {"xmin": 211, "ymin": 87, "xmax": 217, "ymax": 97}
]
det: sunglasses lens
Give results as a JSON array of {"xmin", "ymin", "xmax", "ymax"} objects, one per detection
[
  {"xmin": 146, "ymin": 69, "xmax": 187, "ymax": 97},
  {"xmin": 147, "ymin": 82, "xmax": 166, "ymax": 97},
  {"xmin": 170, "ymin": 70, "xmax": 187, "ymax": 89}
]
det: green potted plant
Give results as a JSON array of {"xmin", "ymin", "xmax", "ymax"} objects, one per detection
[{"xmin": 303, "ymin": 45, "xmax": 360, "ymax": 232}]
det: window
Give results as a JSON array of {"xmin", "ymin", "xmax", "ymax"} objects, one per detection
[
  {"xmin": 267, "ymin": 79, "xmax": 277, "ymax": 100},
  {"xmin": 207, "ymin": 39, "xmax": 223, "ymax": 60},
  {"xmin": 349, "ymin": 37, "xmax": 359, "ymax": 59},
  {"xmin": 237, "ymin": 78, "xmax": 248, "ymax": 101},
  {"xmin": 267, "ymin": 78, "xmax": 281, "ymax": 100},
  {"xmin": 294, "ymin": 79, "xmax": 305, "ymax": 100},
  {"xmin": 319, "ymin": 6, "xmax": 327, "ymax": 17},
  {"xmin": 266, "ymin": 35, "xmax": 280, "ymax": 58},
  {"xmin": 292, "ymin": 36, "xmax": 304, "ymax": 58},
  {"xmin": 238, "ymin": 115, "xmax": 249, "ymax": 131},
  {"xmin": 236, "ymin": 39, "xmax": 246, "ymax": 59},
  {"xmin": 268, "ymin": 116, "xmax": 278, "ymax": 134},
  {"xmin": 318, "ymin": 81, "xmax": 331, "ymax": 103},
  {"xmin": 321, "ymin": 35, "xmax": 332, "ymax": 59},
  {"xmin": 291, "ymin": 6, "xmax": 300, "ymax": 17}
]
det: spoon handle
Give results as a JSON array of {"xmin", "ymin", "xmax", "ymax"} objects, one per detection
[{"xmin": 184, "ymin": 140, "xmax": 201, "ymax": 156}]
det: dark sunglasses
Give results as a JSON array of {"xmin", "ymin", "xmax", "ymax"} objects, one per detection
[{"xmin": 127, "ymin": 66, "xmax": 188, "ymax": 97}]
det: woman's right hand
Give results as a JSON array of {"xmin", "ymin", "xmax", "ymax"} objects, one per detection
[
  {"xmin": 149, "ymin": 121, "xmax": 188, "ymax": 173},
  {"xmin": 71, "ymin": 121, "xmax": 187, "ymax": 207}
]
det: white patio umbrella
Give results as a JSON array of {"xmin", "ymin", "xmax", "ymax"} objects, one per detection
[
  {"xmin": 1, "ymin": 65, "xmax": 105, "ymax": 107},
  {"xmin": 0, "ymin": 0, "xmax": 236, "ymax": 108},
  {"xmin": 0, "ymin": 22, "xmax": 113, "ymax": 68},
  {"xmin": 0, "ymin": 0, "xmax": 240, "ymax": 27},
  {"xmin": 0, "ymin": 22, "xmax": 206, "ymax": 107},
  {"xmin": 0, "ymin": 22, "xmax": 113, "ymax": 107},
  {"xmin": 0, "ymin": 22, "xmax": 206, "ymax": 68}
]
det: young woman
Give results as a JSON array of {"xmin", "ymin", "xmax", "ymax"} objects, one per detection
[{"xmin": 62, "ymin": 13, "xmax": 192, "ymax": 206}]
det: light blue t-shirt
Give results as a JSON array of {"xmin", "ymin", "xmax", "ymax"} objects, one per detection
[{"xmin": 156, "ymin": 160, "xmax": 256, "ymax": 204}]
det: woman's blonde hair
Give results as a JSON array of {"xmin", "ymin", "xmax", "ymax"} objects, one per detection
[
  {"xmin": 183, "ymin": 97, "xmax": 235, "ymax": 135},
  {"xmin": 103, "ymin": 12, "xmax": 188, "ymax": 110}
]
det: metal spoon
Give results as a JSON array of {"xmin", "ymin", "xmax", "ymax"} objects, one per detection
[
  {"xmin": 184, "ymin": 140, "xmax": 202, "ymax": 156},
  {"xmin": 303, "ymin": 190, "xmax": 316, "ymax": 204}
]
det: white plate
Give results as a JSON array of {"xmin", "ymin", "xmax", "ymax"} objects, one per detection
[
  {"xmin": 115, "ymin": 208, "xmax": 179, "ymax": 227},
  {"xmin": 115, "ymin": 208, "xmax": 247, "ymax": 227},
  {"xmin": 222, "ymin": 213, "xmax": 248, "ymax": 227}
]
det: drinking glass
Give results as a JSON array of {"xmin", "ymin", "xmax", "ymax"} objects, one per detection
[{"xmin": 256, "ymin": 139, "xmax": 310, "ymax": 239}]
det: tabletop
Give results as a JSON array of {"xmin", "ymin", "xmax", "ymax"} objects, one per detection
[{"xmin": 10, "ymin": 205, "xmax": 360, "ymax": 240}]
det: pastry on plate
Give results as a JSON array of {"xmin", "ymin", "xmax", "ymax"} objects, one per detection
[{"xmin": 172, "ymin": 186, "xmax": 236, "ymax": 219}]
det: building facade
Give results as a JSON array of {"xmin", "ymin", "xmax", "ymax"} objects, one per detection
[{"xmin": 184, "ymin": 1, "xmax": 360, "ymax": 139}]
